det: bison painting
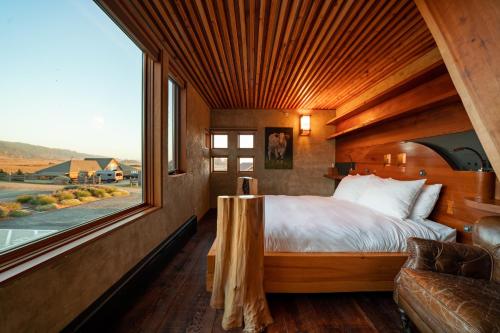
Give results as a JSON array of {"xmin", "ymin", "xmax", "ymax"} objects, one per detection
[{"xmin": 265, "ymin": 127, "xmax": 293, "ymax": 169}]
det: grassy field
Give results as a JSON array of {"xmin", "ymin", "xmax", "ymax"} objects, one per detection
[{"xmin": 0, "ymin": 155, "xmax": 63, "ymax": 173}]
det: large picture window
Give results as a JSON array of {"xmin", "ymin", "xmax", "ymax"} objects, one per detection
[{"xmin": 0, "ymin": 2, "xmax": 144, "ymax": 255}]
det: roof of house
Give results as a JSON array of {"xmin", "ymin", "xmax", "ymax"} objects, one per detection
[
  {"xmin": 84, "ymin": 158, "xmax": 118, "ymax": 169},
  {"xmin": 36, "ymin": 160, "xmax": 101, "ymax": 176},
  {"xmin": 119, "ymin": 163, "xmax": 140, "ymax": 173}
]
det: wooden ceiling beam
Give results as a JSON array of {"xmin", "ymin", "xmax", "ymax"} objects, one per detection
[
  {"xmin": 415, "ymin": 0, "xmax": 500, "ymax": 175},
  {"xmin": 328, "ymin": 73, "xmax": 459, "ymax": 139},
  {"xmin": 326, "ymin": 47, "xmax": 443, "ymax": 126}
]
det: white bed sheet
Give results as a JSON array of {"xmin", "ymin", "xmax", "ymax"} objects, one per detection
[{"xmin": 264, "ymin": 195, "xmax": 456, "ymax": 252}]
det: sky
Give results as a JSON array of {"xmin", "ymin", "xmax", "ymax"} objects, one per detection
[{"xmin": 0, "ymin": 0, "xmax": 143, "ymax": 160}]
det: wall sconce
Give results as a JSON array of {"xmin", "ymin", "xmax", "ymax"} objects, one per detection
[
  {"xmin": 397, "ymin": 153, "xmax": 407, "ymax": 166},
  {"xmin": 300, "ymin": 114, "xmax": 311, "ymax": 136},
  {"xmin": 383, "ymin": 154, "xmax": 391, "ymax": 166}
]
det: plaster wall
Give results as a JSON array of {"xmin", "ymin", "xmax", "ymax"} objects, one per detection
[{"xmin": 210, "ymin": 109, "xmax": 336, "ymax": 207}]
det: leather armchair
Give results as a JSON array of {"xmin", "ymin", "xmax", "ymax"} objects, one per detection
[{"xmin": 394, "ymin": 216, "xmax": 500, "ymax": 333}]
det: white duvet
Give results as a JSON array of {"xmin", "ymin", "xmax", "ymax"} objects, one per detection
[{"xmin": 264, "ymin": 195, "xmax": 456, "ymax": 252}]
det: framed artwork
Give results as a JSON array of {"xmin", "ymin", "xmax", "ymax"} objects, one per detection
[{"xmin": 265, "ymin": 127, "xmax": 293, "ymax": 169}]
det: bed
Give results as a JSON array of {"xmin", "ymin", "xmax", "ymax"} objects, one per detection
[
  {"xmin": 207, "ymin": 142, "xmax": 494, "ymax": 293},
  {"xmin": 263, "ymin": 195, "xmax": 455, "ymax": 253}
]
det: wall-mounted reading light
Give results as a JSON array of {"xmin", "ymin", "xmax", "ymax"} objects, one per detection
[
  {"xmin": 397, "ymin": 153, "xmax": 407, "ymax": 166},
  {"xmin": 299, "ymin": 114, "xmax": 311, "ymax": 136},
  {"xmin": 383, "ymin": 154, "xmax": 391, "ymax": 166}
]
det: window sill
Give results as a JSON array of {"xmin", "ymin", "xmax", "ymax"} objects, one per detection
[
  {"xmin": 0, "ymin": 204, "xmax": 160, "ymax": 284},
  {"xmin": 168, "ymin": 171, "xmax": 187, "ymax": 178}
]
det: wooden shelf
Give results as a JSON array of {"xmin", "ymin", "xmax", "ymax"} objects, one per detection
[
  {"xmin": 464, "ymin": 197, "xmax": 500, "ymax": 214},
  {"xmin": 325, "ymin": 73, "xmax": 459, "ymax": 140},
  {"xmin": 324, "ymin": 174, "xmax": 346, "ymax": 181}
]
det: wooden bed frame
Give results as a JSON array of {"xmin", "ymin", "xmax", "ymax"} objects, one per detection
[{"xmin": 207, "ymin": 142, "xmax": 495, "ymax": 293}]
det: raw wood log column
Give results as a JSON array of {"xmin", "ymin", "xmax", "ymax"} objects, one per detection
[
  {"xmin": 210, "ymin": 195, "xmax": 273, "ymax": 332},
  {"xmin": 415, "ymin": 0, "xmax": 500, "ymax": 175}
]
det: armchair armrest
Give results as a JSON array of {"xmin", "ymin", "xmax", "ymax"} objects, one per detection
[{"xmin": 404, "ymin": 237, "xmax": 492, "ymax": 280}]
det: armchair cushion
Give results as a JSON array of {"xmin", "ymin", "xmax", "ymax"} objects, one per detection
[
  {"xmin": 395, "ymin": 268, "xmax": 500, "ymax": 333},
  {"xmin": 405, "ymin": 237, "xmax": 492, "ymax": 280},
  {"xmin": 474, "ymin": 216, "xmax": 500, "ymax": 282}
]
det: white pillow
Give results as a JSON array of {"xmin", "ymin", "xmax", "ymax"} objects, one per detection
[
  {"xmin": 333, "ymin": 174, "xmax": 379, "ymax": 203},
  {"xmin": 358, "ymin": 178, "xmax": 426, "ymax": 219},
  {"xmin": 409, "ymin": 184, "xmax": 442, "ymax": 220}
]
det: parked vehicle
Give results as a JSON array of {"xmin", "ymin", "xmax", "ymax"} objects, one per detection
[{"xmin": 95, "ymin": 170, "xmax": 124, "ymax": 183}]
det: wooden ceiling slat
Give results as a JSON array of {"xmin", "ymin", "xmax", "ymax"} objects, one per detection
[
  {"xmin": 263, "ymin": 0, "xmax": 301, "ymax": 108},
  {"xmin": 195, "ymin": 0, "xmax": 238, "ymax": 106},
  {"xmin": 299, "ymin": 0, "xmax": 413, "ymax": 108},
  {"xmin": 260, "ymin": 0, "xmax": 289, "ymax": 109},
  {"xmin": 235, "ymin": 0, "xmax": 249, "ymax": 107},
  {"xmin": 149, "ymin": 0, "xmax": 221, "ymax": 106},
  {"xmin": 282, "ymin": 0, "xmax": 370, "ymax": 108},
  {"xmin": 321, "ymin": 26, "xmax": 434, "ymax": 108},
  {"xmin": 267, "ymin": 0, "xmax": 313, "ymax": 108},
  {"xmin": 275, "ymin": 0, "xmax": 338, "ymax": 109},
  {"xmin": 174, "ymin": 0, "xmax": 231, "ymax": 108},
  {"xmin": 257, "ymin": 0, "xmax": 283, "ymax": 108},
  {"xmin": 272, "ymin": 0, "xmax": 328, "ymax": 108},
  {"xmin": 292, "ymin": 0, "xmax": 394, "ymax": 107},
  {"xmin": 215, "ymin": 1, "xmax": 243, "ymax": 106},
  {"xmin": 303, "ymin": 2, "xmax": 425, "ymax": 108},
  {"xmin": 133, "ymin": 0, "xmax": 436, "ymax": 110},
  {"xmin": 283, "ymin": 0, "xmax": 380, "ymax": 109},
  {"xmin": 314, "ymin": 17, "xmax": 428, "ymax": 107},
  {"xmin": 253, "ymin": 0, "xmax": 268, "ymax": 107},
  {"xmin": 328, "ymin": 28, "xmax": 434, "ymax": 108},
  {"xmin": 186, "ymin": 0, "xmax": 233, "ymax": 107}
]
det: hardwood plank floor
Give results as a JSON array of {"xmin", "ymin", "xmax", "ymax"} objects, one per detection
[{"xmin": 79, "ymin": 210, "xmax": 403, "ymax": 333}]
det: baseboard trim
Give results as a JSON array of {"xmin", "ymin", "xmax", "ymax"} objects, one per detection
[{"xmin": 62, "ymin": 215, "xmax": 198, "ymax": 332}]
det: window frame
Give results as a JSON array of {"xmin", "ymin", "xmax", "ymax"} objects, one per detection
[
  {"xmin": 237, "ymin": 156, "xmax": 255, "ymax": 173},
  {"xmin": 211, "ymin": 156, "xmax": 229, "ymax": 173},
  {"xmin": 237, "ymin": 133, "xmax": 255, "ymax": 149},
  {"xmin": 167, "ymin": 77, "xmax": 181, "ymax": 175},
  {"xmin": 0, "ymin": 19, "xmax": 163, "ymax": 281},
  {"xmin": 212, "ymin": 133, "xmax": 229, "ymax": 149}
]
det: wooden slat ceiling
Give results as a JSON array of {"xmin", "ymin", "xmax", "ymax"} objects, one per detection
[{"xmin": 127, "ymin": 0, "xmax": 436, "ymax": 109}]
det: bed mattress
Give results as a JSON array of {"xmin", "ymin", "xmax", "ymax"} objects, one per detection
[{"xmin": 264, "ymin": 195, "xmax": 456, "ymax": 252}]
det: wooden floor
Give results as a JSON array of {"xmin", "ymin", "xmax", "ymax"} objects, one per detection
[{"xmin": 80, "ymin": 211, "xmax": 403, "ymax": 333}]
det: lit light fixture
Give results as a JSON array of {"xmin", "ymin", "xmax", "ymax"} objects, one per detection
[{"xmin": 300, "ymin": 114, "xmax": 311, "ymax": 136}]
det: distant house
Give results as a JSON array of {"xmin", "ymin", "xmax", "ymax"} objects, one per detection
[
  {"xmin": 84, "ymin": 158, "xmax": 120, "ymax": 171},
  {"xmin": 34, "ymin": 157, "xmax": 140, "ymax": 180},
  {"xmin": 35, "ymin": 160, "xmax": 101, "ymax": 180},
  {"xmin": 86, "ymin": 158, "xmax": 140, "ymax": 178},
  {"xmin": 118, "ymin": 162, "xmax": 140, "ymax": 178}
]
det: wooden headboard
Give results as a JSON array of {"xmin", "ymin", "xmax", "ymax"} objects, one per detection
[{"xmin": 339, "ymin": 141, "xmax": 496, "ymax": 243}]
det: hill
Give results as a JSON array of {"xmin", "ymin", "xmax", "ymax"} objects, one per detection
[{"xmin": 0, "ymin": 140, "xmax": 102, "ymax": 161}]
